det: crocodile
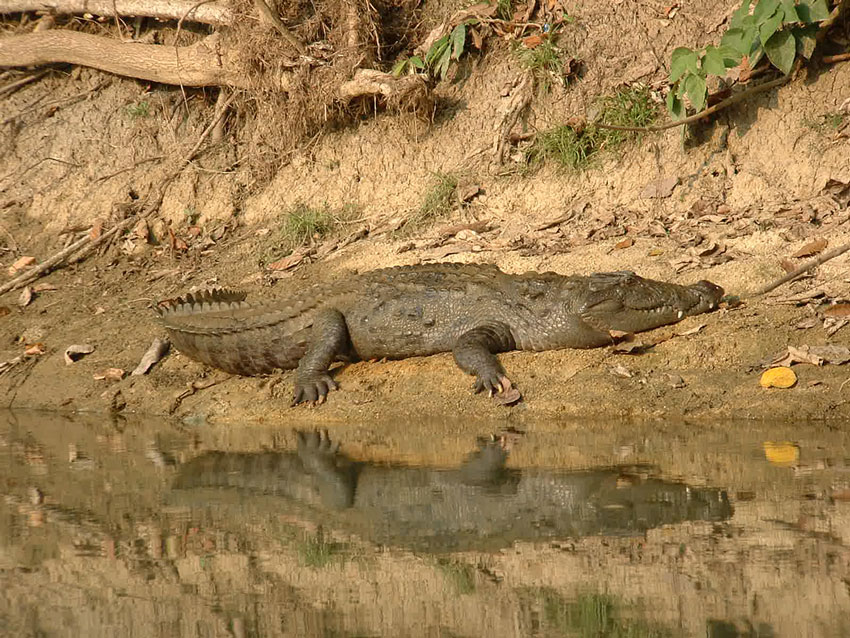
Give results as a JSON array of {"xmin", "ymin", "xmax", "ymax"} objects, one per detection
[
  {"xmin": 171, "ymin": 430, "xmax": 733, "ymax": 552},
  {"xmin": 157, "ymin": 263, "xmax": 724, "ymax": 404}
]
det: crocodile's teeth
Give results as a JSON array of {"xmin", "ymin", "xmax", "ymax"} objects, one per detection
[{"xmin": 677, "ymin": 310, "xmax": 684, "ymax": 319}]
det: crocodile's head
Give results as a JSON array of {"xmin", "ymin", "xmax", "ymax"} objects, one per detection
[{"xmin": 686, "ymin": 279, "xmax": 725, "ymax": 315}]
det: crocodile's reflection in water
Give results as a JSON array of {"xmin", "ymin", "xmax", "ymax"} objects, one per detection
[{"xmin": 173, "ymin": 431, "xmax": 732, "ymax": 552}]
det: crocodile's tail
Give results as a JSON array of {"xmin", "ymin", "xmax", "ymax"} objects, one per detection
[{"xmin": 156, "ymin": 289, "xmax": 308, "ymax": 375}]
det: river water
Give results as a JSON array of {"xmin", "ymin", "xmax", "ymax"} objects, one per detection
[{"xmin": 1, "ymin": 409, "xmax": 849, "ymax": 637}]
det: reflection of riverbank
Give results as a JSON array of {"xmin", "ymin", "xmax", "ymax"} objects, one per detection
[{"xmin": 1, "ymin": 410, "xmax": 849, "ymax": 637}]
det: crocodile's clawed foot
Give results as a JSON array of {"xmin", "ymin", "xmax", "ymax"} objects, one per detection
[
  {"xmin": 474, "ymin": 374, "xmax": 522, "ymax": 406},
  {"xmin": 292, "ymin": 373, "xmax": 339, "ymax": 406}
]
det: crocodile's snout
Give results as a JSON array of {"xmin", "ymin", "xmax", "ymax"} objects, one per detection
[{"xmin": 691, "ymin": 280, "xmax": 725, "ymax": 312}]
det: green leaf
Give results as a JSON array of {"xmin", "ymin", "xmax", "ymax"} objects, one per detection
[
  {"xmin": 749, "ymin": 43, "xmax": 765, "ymax": 67},
  {"xmin": 391, "ymin": 58, "xmax": 407, "ymax": 77},
  {"xmin": 752, "ymin": 0, "xmax": 779, "ymax": 22},
  {"xmin": 438, "ymin": 47, "xmax": 452, "ymax": 79},
  {"xmin": 451, "ymin": 24, "xmax": 466, "ymax": 60},
  {"xmin": 780, "ymin": 0, "xmax": 799, "ymax": 23},
  {"xmin": 796, "ymin": 0, "xmax": 830, "ymax": 22},
  {"xmin": 794, "ymin": 24, "xmax": 818, "ymax": 59},
  {"xmin": 425, "ymin": 35, "xmax": 449, "ymax": 67},
  {"xmin": 666, "ymin": 91, "xmax": 685, "ymax": 121},
  {"xmin": 717, "ymin": 45, "xmax": 743, "ymax": 66},
  {"xmin": 685, "ymin": 73, "xmax": 707, "ymax": 112},
  {"xmin": 759, "ymin": 9, "xmax": 783, "ymax": 44},
  {"xmin": 722, "ymin": 27, "xmax": 757, "ymax": 57},
  {"xmin": 764, "ymin": 29, "xmax": 796, "ymax": 74},
  {"xmin": 730, "ymin": 0, "xmax": 753, "ymax": 28},
  {"xmin": 410, "ymin": 56, "xmax": 425, "ymax": 69},
  {"xmin": 701, "ymin": 46, "xmax": 727, "ymax": 75},
  {"xmin": 670, "ymin": 47, "xmax": 699, "ymax": 83}
]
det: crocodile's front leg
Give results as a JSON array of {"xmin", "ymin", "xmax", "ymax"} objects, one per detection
[
  {"xmin": 293, "ymin": 309, "xmax": 350, "ymax": 405},
  {"xmin": 452, "ymin": 322, "xmax": 519, "ymax": 400}
]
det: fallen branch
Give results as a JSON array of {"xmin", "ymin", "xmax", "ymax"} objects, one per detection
[
  {"xmin": 0, "ymin": 216, "xmax": 138, "ymax": 296},
  {"xmin": 0, "ymin": 31, "xmax": 285, "ymax": 89},
  {"xmin": 0, "ymin": 0, "xmax": 232, "ymax": 26},
  {"xmin": 750, "ymin": 241, "xmax": 850, "ymax": 297}
]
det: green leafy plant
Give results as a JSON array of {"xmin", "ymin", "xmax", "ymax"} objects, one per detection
[
  {"xmin": 391, "ymin": 55, "xmax": 425, "ymax": 77},
  {"xmin": 425, "ymin": 23, "xmax": 471, "ymax": 81},
  {"xmin": 667, "ymin": 0, "xmax": 832, "ymax": 120}
]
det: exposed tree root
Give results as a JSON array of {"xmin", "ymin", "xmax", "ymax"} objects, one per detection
[
  {"xmin": 0, "ymin": 31, "xmax": 279, "ymax": 89},
  {"xmin": 0, "ymin": 0, "xmax": 232, "ymax": 25}
]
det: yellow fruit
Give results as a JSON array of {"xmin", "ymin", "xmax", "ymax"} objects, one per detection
[{"xmin": 759, "ymin": 366, "xmax": 797, "ymax": 389}]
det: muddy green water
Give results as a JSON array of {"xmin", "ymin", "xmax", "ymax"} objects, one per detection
[{"xmin": 1, "ymin": 409, "xmax": 849, "ymax": 637}]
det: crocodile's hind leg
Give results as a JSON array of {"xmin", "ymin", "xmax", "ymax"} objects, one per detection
[
  {"xmin": 452, "ymin": 322, "xmax": 519, "ymax": 401},
  {"xmin": 293, "ymin": 309, "xmax": 350, "ymax": 405}
]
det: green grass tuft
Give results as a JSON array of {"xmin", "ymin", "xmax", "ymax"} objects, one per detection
[
  {"xmin": 525, "ymin": 85, "xmax": 658, "ymax": 170},
  {"xmin": 515, "ymin": 37, "xmax": 568, "ymax": 93},
  {"xmin": 399, "ymin": 171, "xmax": 460, "ymax": 234},
  {"xmin": 126, "ymin": 101, "xmax": 151, "ymax": 119}
]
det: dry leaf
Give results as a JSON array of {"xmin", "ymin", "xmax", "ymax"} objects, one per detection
[
  {"xmin": 612, "ymin": 341, "xmax": 652, "ymax": 354},
  {"xmin": 666, "ymin": 373, "xmax": 686, "ymax": 388},
  {"xmin": 522, "ymin": 34, "xmax": 543, "ymax": 48},
  {"xmin": 24, "ymin": 343, "xmax": 45, "ymax": 356},
  {"xmin": 0, "ymin": 306, "xmax": 10, "ymax": 318},
  {"xmin": 18, "ymin": 286, "xmax": 33, "ymax": 307},
  {"xmin": 763, "ymin": 441, "xmax": 799, "ymax": 466},
  {"xmin": 792, "ymin": 238, "xmax": 827, "ymax": 258},
  {"xmin": 760, "ymin": 366, "xmax": 797, "ymax": 389},
  {"xmin": 648, "ymin": 248, "xmax": 664, "ymax": 257},
  {"xmin": 609, "ymin": 330, "xmax": 633, "ymax": 340},
  {"xmin": 132, "ymin": 338, "xmax": 170, "ymax": 375},
  {"xmin": 824, "ymin": 304, "xmax": 850, "ymax": 318},
  {"xmin": 8, "ymin": 256, "xmax": 36, "ymax": 276},
  {"xmin": 94, "ymin": 368, "xmax": 126, "ymax": 381},
  {"xmin": 640, "ymin": 176, "xmax": 679, "ymax": 199},
  {"xmin": 31, "ymin": 283, "xmax": 57, "ymax": 292},
  {"xmin": 64, "ymin": 343, "xmax": 95, "ymax": 365},
  {"xmin": 794, "ymin": 317, "xmax": 818, "ymax": 329},
  {"xmin": 89, "ymin": 219, "xmax": 103, "ymax": 240},
  {"xmin": 806, "ymin": 344, "xmax": 850, "ymax": 365},
  {"xmin": 615, "ymin": 238, "xmax": 634, "ymax": 249},
  {"xmin": 267, "ymin": 252, "xmax": 306, "ymax": 271},
  {"xmin": 824, "ymin": 317, "xmax": 848, "ymax": 337},
  {"xmin": 676, "ymin": 323, "xmax": 706, "ymax": 337},
  {"xmin": 456, "ymin": 183, "xmax": 481, "ymax": 203},
  {"xmin": 779, "ymin": 258, "xmax": 797, "ymax": 273},
  {"xmin": 609, "ymin": 364, "xmax": 633, "ymax": 378},
  {"xmin": 771, "ymin": 344, "xmax": 850, "ymax": 367}
]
